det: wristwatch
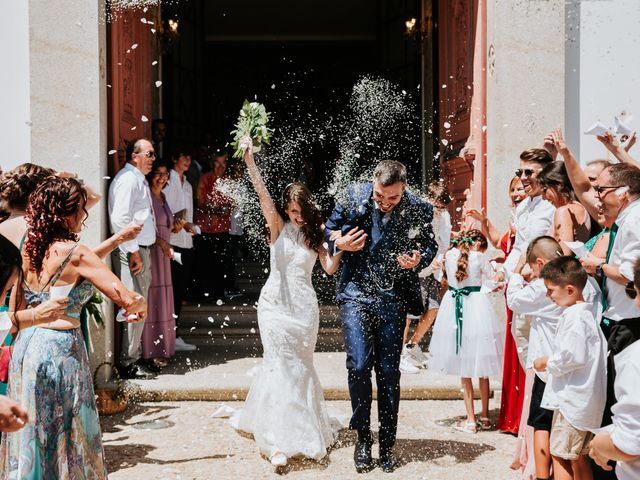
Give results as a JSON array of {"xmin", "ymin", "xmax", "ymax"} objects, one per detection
[{"xmin": 596, "ymin": 262, "xmax": 605, "ymax": 278}]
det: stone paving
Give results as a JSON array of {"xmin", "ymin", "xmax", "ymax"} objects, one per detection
[{"xmin": 102, "ymin": 396, "xmax": 521, "ymax": 480}]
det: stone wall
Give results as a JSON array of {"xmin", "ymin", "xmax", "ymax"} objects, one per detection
[
  {"xmin": 28, "ymin": 0, "xmax": 111, "ymax": 378},
  {"xmin": 486, "ymin": 0, "xmax": 566, "ymax": 232}
]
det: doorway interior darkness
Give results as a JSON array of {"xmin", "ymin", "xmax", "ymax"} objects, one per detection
[{"xmin": 161, "ymin": 0, "xmax": 424, "ymax": 182}]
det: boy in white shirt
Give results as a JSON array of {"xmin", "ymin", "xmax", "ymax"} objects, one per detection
[
  {"xmin": 507, "ymin": 236, "xmax": 564, "ymax": 480},
  {"xmin": 589, "ymin": 259, "xmax": 640, "ymax": 480},
  {"xmin": 534, "ymin": 256, "xmax": 607, "ymax": 480}
]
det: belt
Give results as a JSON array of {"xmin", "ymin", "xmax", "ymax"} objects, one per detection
[
  {"xmin": 449, "ymin": 286, "xmax": 481, "ymax": 354},
  {"xmin": 138, "ymin": 244, "xmax": 152, "ymax": 249}
]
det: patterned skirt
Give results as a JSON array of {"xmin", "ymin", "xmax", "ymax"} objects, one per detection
[{"xmin": 0, "ymin": 327, "xmax": 107, "ymax": 479}]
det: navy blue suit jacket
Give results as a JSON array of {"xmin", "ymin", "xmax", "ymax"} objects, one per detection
[{"xmin": 324, "ymin": 183, "xmax": 436, "ymax": 316}]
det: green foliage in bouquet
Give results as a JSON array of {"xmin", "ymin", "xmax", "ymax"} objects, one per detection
[
  {"xmin": 85, "ymin": 291, "xmax": 105, "ymax": 328},
  {"xmin": 230, "ymin": 100, "xmax": 274, "ymax": 159}
]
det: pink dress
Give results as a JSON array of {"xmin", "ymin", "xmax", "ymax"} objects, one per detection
[{"xmin": 143, "ymin": 193, "xmax": 176, "ymax": 360}]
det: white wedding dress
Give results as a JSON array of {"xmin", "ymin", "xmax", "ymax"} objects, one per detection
[{"xmin": 229, "ymin": 222, "xmax": 338, "ymax": 461}]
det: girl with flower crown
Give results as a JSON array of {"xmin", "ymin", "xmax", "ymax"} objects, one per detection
[{"xmin": 428, "ymin": 229, "xmax": 505, "ymax": 434}]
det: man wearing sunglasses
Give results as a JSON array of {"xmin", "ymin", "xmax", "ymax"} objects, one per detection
[
  {"xmin": 108, "ymin": 138, "xmax": 158, "ymax": 379},
  {"xmin": 580, "ymin": 163, "xmax": 640, "ymax": 428},
  {"xmin": 504, "ymin": 148, "xmax": 556, "ymax": 276}
]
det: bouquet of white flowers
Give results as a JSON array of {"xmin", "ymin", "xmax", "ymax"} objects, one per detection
[{"xmin": 230, "ymin": 100, "xmax": 274, "ymax": 159}]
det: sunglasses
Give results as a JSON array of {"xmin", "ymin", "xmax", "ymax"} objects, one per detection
[
  {"xmin": 594, "ymin": 185, "xmax": 624, "ymax": 198},
  {"xmin": 137, "ymin": 150, "xmax": 156, "ymax": 158},
  {"xmin": 625, "ymin": 281, "xmax": 638, "ymax": 300},
  {"xmin": 515, "ymin": 168, "xmax": 540, "ymax": 178},
  {"xmin": 153, "ymin": 171, "xmax": 169, "ymax": 177}
]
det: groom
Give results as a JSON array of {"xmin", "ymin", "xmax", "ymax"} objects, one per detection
[{"xmin": 325, "ymin": 160, "xmax": 436, "ymax": 473}]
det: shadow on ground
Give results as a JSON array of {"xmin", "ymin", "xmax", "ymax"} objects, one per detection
[
  {"xmin": 270, "ymin": 425, "xmax": 496, "ymax": 476},
  {"xmin": 101, "ymin": 403, "xmax": 233, "ymax": 474}
]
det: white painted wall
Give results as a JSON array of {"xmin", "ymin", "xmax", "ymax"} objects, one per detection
[
  {"xmin": 565, "ymin": 0, "xmax": 640, "ymax": 163},
  {"xmin": 0, "ymin": 1, "xmax": 31, "ymax": 171}
]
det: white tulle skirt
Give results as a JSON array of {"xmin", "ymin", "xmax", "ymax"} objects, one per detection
[{"xmin": 428, "ymin": 290, "xmax": 505, "ymax": 378}]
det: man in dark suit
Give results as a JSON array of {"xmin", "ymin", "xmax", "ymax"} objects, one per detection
[{"xmin": 325, "ymin": 160, "xmax": 436, "ymax": 473}]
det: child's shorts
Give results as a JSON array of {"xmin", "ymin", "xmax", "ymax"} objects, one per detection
[
  {"xmin": 420, "ymin": 274, "xmax": 441, "ymax": 311},
  {"xmin": 549, "ymin": 410, "xmax": 593, "ymax": 460},
  {"xmin": 527, "ymin": 375, "xmax": 553, "ymax": 431}
]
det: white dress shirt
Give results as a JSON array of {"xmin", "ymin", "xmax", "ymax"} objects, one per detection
[
  {"xmin": 108, "ymin": 162, "xmax": 156, "ymax": 253},
  {"xmin": 504, "ymin": 195, "xmax": 555, "ymax": 277},
  {"xmin": 507, "ymin": 275, "xmax": 601, "ymax": 378},
  {"xmin": 541, "ymin": 302, "xmax": 607, "ymax": 431},
  {"xmin": 163, "ymin": 169, "xmax": 194, "ymax": 249},
  {"xmin": 603, "ymin": 198, "xmax": 640, "ymax": 321},
  {"xmin": 609, "ymin": 341, "xmax": 640, "ymax": 480},
  {"xmin": 420, "ymin": 208, "xmax": 451, "ymax": 279},
  {"xmin": 507, "ymin": 275, "xmax": 563, "ymax": 378}
]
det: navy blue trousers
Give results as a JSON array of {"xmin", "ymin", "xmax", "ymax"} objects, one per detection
[{"xmin": 340, "ymin": 300, "xmax": 406, "ymax": 450}]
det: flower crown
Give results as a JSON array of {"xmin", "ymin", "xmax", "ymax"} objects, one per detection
[{"xmin": 451, "ymin": 236, "xmax": 474, "ymax": 246}]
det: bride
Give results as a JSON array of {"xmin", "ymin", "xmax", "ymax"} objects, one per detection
[{"xmin": 229, "ymin": 142, "xmax": 343, "ymax": 466}]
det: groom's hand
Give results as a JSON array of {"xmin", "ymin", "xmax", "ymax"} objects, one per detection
[
  {"xmin": 397, "ymin": 250, "xmax": 421, "ymax": 269},
  {"xmin": 335, "ymin": 227, "xmax": 367, "ymax": 252}
]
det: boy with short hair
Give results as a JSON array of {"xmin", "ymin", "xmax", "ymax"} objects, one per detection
[
  {"xmin": 589, "ymin": 258, "xmax": 640, "ymax": 480},
  {"xmin": 507, "ymin": 236, "xmax": 565, "ymax": 480},
  {"xmin": 534, "ymin": 256, "xmax": 607, "ymax": 480}
]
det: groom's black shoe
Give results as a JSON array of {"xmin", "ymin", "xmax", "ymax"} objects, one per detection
[
  {"xmin": 379, "ymin": 447, "xmax": 399, "ymax": 473},
  {"xmin": 354, "ymin": 432, "xmax": 373, "ymax": 473}
]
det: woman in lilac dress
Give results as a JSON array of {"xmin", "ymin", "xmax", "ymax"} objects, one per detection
[{"xmin": 143, "ymin": 162, "xmax": 184, "ymax": 368}]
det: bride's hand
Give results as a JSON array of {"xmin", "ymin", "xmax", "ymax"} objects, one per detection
[{"xmin": 240, "ymin": 136, "xmax": 253, "ymax": 160}]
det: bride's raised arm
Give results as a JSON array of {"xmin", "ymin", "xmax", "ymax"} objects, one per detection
[{"xmin": 242, "ymin": 143, "xmax": 284, "ymax": 244}]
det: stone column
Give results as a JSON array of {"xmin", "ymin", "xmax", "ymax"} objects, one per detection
[
  {"xmin": 29, "ymin": 0, "xmax": 111, "ymax": 376},
  {"xmin": 0, "ymin": 2, "xmax": 31, "ymax": 171},
  {"xmin": 486, "ymin": 0, "xmax": 565, "ymax": 232}
]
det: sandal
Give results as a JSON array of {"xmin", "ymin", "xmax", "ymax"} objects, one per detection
[
  {"xmin": 453, "ymin": 419, "xmax": 477, "ymax": 434},
  {"xmin": 478, "ymin": 417, "xmax": 492, "ymax": 430}
]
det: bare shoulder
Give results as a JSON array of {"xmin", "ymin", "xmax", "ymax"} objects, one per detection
[
  {"xmin": 554, "ymin": 204, "xmax": 573, "ymax": 219},
  {"xmin": 60, "ymin": 242, "xmax": 95, "ymax": 267},
  {"xmin": 0, "ymin": 217, "xmax": 27, "ymax": 246}
]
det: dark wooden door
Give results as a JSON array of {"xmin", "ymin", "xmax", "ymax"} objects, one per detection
[
  {"xmin": 107, "ymin": 6, "xmax": 157, "ymax": 174},
  {"xmin": 437, "ymin": 0, "xmax": 477, "ymax": 226}
]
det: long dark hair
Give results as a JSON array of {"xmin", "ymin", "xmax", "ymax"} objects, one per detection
[
  {"xmin": 452, "ymin": 229, "xmax": 488, "ymax": 282},
  {"xmin": 280, "ymin": 182, "xmax": 323, "ymax": 251},
  {"xmin": 24, "ymin": 177, "xmax": 87, "ymax": 273},
  {"xmin": 537, "ymin": 161, "xmax": 576, "ymax": 201},
  {"xmin": 0, "ymin": 234, "xmax": 22, "ymax": 295}
]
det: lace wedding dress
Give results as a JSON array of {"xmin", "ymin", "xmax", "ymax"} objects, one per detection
[{"xmin": 230, "ymin": 222, "xmax": 338, "ymax": 462}]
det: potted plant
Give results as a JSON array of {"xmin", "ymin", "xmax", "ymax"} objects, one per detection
[{"xmin": 93, "ymin": 361, "xmax": 129, "ymax": 416}]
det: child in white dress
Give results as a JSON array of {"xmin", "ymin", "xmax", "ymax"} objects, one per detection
[{"xmin": 429, "ymin": 229, "xmax": 505, "ymax": 433}]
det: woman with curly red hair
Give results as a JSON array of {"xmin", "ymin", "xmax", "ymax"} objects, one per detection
[{"xmin": 0, "ymin": 176, "xmax": 147, "ymax": 479}]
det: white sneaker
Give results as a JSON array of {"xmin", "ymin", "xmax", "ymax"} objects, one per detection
[
  {"xmin": 405, "ymin": 343, "xmax": 430, "ymax": 369},
  {"xmin": 175, "ymin": 337, "xmax": 197, "ymax": 352},
  {"xmin": 400, "ymin": 353, "xmax": 421, "ymax": 374}
]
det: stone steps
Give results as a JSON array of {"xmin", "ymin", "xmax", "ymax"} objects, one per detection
[
  {"xmin": 127, "ymin": 351, "xmax": 496, "ymax": 402},
  {"xmin": 177, "ymin": 300, "xmax": 343, "ymax": 347},
  {"xmin": 178, "ymin": 259, "xmax": 339, "ymax": 346}
]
